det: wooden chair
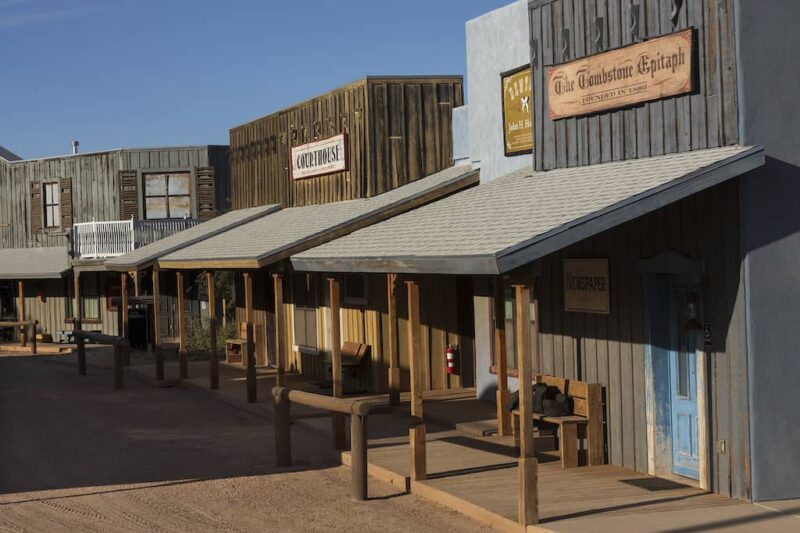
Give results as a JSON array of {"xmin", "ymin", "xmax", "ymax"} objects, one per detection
[
  {"xmin": 225, "ymin": 323, "xmax": 248, "ymax": 364},
  {"xmin": 325, "ymin": 341, "xmax": 370, "ymax": 393},
  {"xmin": 512, "ymin": 374, "xmax": 604, "ymax": 468}
]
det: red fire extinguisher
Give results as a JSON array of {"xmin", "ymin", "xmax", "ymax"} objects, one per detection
[{"xmin": 446, "ymin": 345, "xmax": 458, "ymax": 374}]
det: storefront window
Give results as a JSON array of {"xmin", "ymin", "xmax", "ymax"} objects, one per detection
[
  {"xmin": 495, "ymin": 279, "xmax": 536, "ymax": 372},
  {"xmin": 293, "ymin": 273, "xmax": 317, "ymax": 349},
  {"xmin": 82, "ymin": 274, "xmax": 100, "ymax": 320}
]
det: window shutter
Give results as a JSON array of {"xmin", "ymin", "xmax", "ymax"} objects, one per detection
[
  {"xmin": 195, "ymin": 166, "xmax": 217, "ymax": 220},
  {"xmin": 60, "ymin": 176, "xmax": 73, "ymax": 228},
  {"xmin": 119, "ymin": 170, "xmax": 139, "ymax": 220},
  {"xmin": 30, "ymin": 181, "xmax": 43, "ymax": 234}
]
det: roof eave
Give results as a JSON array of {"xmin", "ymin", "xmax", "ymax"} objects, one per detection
[{"xmin": 290, "ymin": 255, "xmax": 501, "ymax": 275}]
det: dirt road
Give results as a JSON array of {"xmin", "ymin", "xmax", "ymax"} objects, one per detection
[{"xmin": 0, "ymin": 355, "xmax": 487, "ymax": 532}]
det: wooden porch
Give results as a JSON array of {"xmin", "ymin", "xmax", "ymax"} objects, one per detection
[{"xmin": 341, "ymin": 399, "xmax": 736, "ymax": 533}]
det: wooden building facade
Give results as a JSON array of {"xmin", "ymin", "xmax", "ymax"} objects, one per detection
[
  {"xmin": 230, "ymin": 76, "xmax": 463, "ymax": 208},
  {"xmin": 0, "ymin": 145, "xmax": 229, "ymax": 339}
]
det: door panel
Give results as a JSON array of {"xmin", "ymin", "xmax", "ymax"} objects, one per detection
[{"xmin": 669, "ymin": 287, "xmax": 700, "ymax": 480}]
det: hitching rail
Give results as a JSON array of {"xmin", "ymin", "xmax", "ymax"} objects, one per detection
[{"xmin": 72, "ymin": 329, "xmax": 131, "ymax": 390}]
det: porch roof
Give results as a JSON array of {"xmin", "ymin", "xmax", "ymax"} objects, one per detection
[
  {"xmin": 0, "ymin": 247, "xmax": 71, "ymax": 279},
  {"xmin": 156, "ymin": 165, "xmax": 479, "ymax": 270},
  {"xmin": 291, "ymin": 145, "xmax": 765, "ymax": 275},
  {"xmin": 104, "ymin": 205, "xmax": 280, "ymax": 272}
]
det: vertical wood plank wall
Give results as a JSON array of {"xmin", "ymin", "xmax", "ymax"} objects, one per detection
[
  {"xmin": 0, "ymin": 146, "xmax": 230, "ymax": 337},
  {"xmin": 528, "ymin": 0, "xmax": 739, "ymax": 171},
  {"xmin": 533, "ymin": 179, "xmax": 749, "ymax": 499},
  {"xmin": 248, "ymin": 272, "xmax": 474, "ymax": 394},
  {"xmin": 230, "ymin": 77, "xmax": 463, "ymax": 209}
]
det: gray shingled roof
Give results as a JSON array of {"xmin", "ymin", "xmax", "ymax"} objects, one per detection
[
  {"xmin": 105, "ymin": 205, "xmax": 280, "ymax": 271},
  {"xmin": 0, "ymin": 145, "xmax": 21, "ymax": 162},
  {"xmin": 0, "ymin": 247, "xmax": 71, "ymax": 279},
  {"xmin": 158, "ymin": 165, "xmax": 479, "ymax": 269},
  {"xmin": 291, "ymin": 146, "xmax": 765, "ymax": 275}
]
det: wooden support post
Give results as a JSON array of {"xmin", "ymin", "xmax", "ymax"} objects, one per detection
[
  {"xmin": 76, "ymin": 319, "xmax": 86, "ymax": 376},
  {"xmin": 387, "ymin": 273, "xmax": 400, "ymax": 407},
  {"xmin": 177, "ymin": 271, "xmax": 187, "ymax": 379},
  {"xmin": 328, "ymin": 277, "xmax": 346, "ymax": 451},
  {"xmin": 406, "ymin": 279, "xmax": 426, "ymax": 481},
  {"xmin": 494, "ymin": 277, "xmax": 512, "ymax": 436},
  {"xmin": 244, "ymin": 272, "xmax": 256, "ymax": 403},
  {"xmin": 153, "ymin": 267, "xmax": 164, "ymax": 381},
  {"xmin": 17, "ymin": 281, "xmax": 25, "ymax": 347},
  {"xmin": 273, "ymin": 273, "xmax": 286, "ymax": 387},
  {"xmin": 207, "ymin": 272, "xmax": 219, "ymax": 390},
  {"xmin": 351, "ymin": 414, "xmax": 368, "ymax": 501},
  {"xmin": 30, "ymin": 322, "xmax": 37, "ymax": 355},
  {"xmin": 514, "ymin": 280, "xmax": 538, "ymax": 526},
  {"xmin": 132, "ymin": 270, "xmax": 140, "ymax": 297},
  {"xmin": 274, "ymin": 390, "xmax": 292, "ymax": 467},
  {"xmin": 113, "ymin": 344, "xmax": 123, "ymax": 390},
  {"xmin": 120, "ymin": 273, "xmax": 129, "ymax": 339}
]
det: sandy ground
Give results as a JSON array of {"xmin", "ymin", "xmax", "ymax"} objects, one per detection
[{"xmin": 0, "ymin": 355, "xmax": 489, "ymax": 532}]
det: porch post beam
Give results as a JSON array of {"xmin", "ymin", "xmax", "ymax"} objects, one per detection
[
  {"xmin": 17, "ymin": 280, "xmax": 25, "ymax": 347},
  {"xmin": 328, "ymin": 276, "xmax": 346, "ymax": 451},
  {"xmin": 272, "ymin": 273, "xmax": 286, "ymax": 387},
  {"xmin": 387, "ymin": 273, "xmax": 400, "ymax": 407},
  {"xmin": 207, "ymin": 271, "xmax": 219, "ymax": 390},
  {"xmin": 153, "ymin": 267, "xmax": 164, "ymax": 381},
  {"xmin": 244, "ymin": 272, "xmax": 256, "ymax": 403},
  {"xmin": 120, "ymin": 273, "xmax": 129, "ymax": 340},
  {"xmin": 177, "ymin": 271, "xmax": 187, "ymax": 379},
  {"xmin": 406, "ymin": 278, "xmax": 426, "ymax": 481},
  {"xmin": 73, "ymin": 271, "xmax": 85, "ymax": 375},
  {"xmin": 494, "ymin": 276, "xmax": 511, "ymax": 436},
  {"xmin": 514, "ymin": 280, "xmax": 538, "ymax": 526}
]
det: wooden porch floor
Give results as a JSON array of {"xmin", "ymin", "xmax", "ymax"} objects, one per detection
[{"xmin": 344, "ymin": 401, "xmax": 741, "ymax": 532}]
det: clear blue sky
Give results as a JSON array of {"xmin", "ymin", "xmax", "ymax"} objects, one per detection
[{"xmin": 0, "ymin": 0, "xmax": 510, "ymax": 159}]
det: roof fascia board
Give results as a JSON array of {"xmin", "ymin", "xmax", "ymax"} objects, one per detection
[{"xmin": 291, "ymin": 255, "xmax": 500, "ymax": 275}]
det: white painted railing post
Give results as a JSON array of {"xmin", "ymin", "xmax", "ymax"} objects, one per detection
[
  {"xmin": 130, "ymin": 216, "xmax": 135, "ymax": 251},
  {"xmin": 92, "ymin": 218, "xmax": 98, "ymax": 259}
]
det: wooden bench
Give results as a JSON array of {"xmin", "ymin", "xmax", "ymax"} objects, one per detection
[
  {"xmin": 324, "ymin": 341, "xmax": 370, "ymax": 393},
  {"xmin": 512, "ymin": 374, "xmax": 604, "ymax": 468},
  {"xmin": 225, "ymin": 322, "xmax": 264, "ymax": 365}
]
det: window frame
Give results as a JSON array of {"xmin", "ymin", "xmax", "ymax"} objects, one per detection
[
  {"xmin": 343, "ymin": 274, "xmax": 368, "ymax": 306},
  {"xmin": 43, "ymin": 181, "xmax": 61, "ymax": 229},
  {"xmin": 292, "ymin": 273, "xmax": 319, "ymax": 351},
  {"xmin": 489, "ymin": 277, "xmax": 538, "ymax": 378},
  {"xmin": 142, "ymin": 171, "xmax": 193, "ymax": 220}
]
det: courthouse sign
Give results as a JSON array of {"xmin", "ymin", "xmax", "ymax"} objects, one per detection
[
  {"xmin": 290, "ymin": 133, "xmax": 349, "ymax": 180},
  {"xmin": 564, "ymin": 258, "xmax": 610, "ymax": 314},
  {"xmin": 547, "ymin": 29, "xmax": 693, "ymax": 120},
  {"xmin": 501, "ymin": 65, "xmax": 533, "ymax": 156}
]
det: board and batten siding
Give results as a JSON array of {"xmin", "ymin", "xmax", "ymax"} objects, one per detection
[
  {"xmin": 521, "ymin": 179, "xmax": 749, "ymax": 499},
  {"xmin": 528, "ymin": 0, "xmax": 739, "ymax": 171},
  {"xmin": 230, "ymin": 77, "xmax": 463, "ymax": 209}
]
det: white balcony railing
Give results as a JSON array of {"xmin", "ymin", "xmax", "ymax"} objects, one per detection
[{"xmin": 70, "ymin": 218, "xmax": 202, "ymax": 259}]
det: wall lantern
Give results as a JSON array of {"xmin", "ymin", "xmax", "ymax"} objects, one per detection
[{"xmin": 686, "ymin": 292, "xmax": 702, "ymax": 330}]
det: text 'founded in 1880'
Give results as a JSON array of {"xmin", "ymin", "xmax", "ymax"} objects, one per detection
[{"xmin": 547, "ymin": 29, "xmax": 693, "ymax": 120}]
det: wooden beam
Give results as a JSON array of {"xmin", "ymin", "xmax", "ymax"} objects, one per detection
[
  {"xmin": 514, "ymin": 280, "xmax": 538, "ymax": 526},
  {"xmin": 17, "ymin": 280, "xmax": 25, "ymax": 347},
  {"xmin": 177, "ymin": 271, "xmax": 187, "ymax": 379},
  {"xmin": 328, "ymin": 276, "xmax": 346, "ymax": 451},
  {"xmin": 406, "ymin": 278, "xmax": 426, "ymax": 481},
  {"xmin": 153, "ymin": 267, "xmax": 164, "ymax": 381},
  {"xmin": 244, "ymin": 272, "xmax": 256, "ymax": 403},
  {"xmin": 387, "ymin": 273, "xmax": 400, "ymax": 407},
  {"xmin": 273, "ymin": 273, "xmax": 286, "ymax": 386},
  {"xmin": 207, "ymin": 272, "xmax": 219, "ymax": 390},
  {"xmin": 494, "ymin": 276, "xmax": 512, "ymax": 436}
]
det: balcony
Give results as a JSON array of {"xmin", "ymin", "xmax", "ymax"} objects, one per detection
[{"xmin": 69, "ymin": 218, "xmax": 202, "ymax": 260}]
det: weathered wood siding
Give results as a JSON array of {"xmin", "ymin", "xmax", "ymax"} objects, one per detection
[
  {"xmin": 532, "ymin": 179, "xmax": 749, "ymax": 498},
  {"xmin": 230, "ymin": 77, "xmax": 463, "ymax": 209},
  {"xmin": 528, "ymin": 0, "xmax": 739, "ymax": 171}
]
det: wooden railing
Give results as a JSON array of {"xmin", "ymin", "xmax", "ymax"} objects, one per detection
[
  {"xmin": 272, "ymin": 386, "xmax": 373, "ymax": 501},
  {"xmin": 0, "ymin": 320, "xmax": 38, "ymax": 354},
  {"xmin": 70, "ymin": 218, "xmax": 201, "ymax": 259}
]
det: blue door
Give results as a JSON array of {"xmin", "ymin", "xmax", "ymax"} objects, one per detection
[{"xmin": 668, "ymin": 287, "xmax": 700, "ymax": 480}]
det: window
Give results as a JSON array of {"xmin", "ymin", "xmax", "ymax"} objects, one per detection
[
  {"xmin": 144, "ymin": 172, "xmax": 191, "ymax": 219},
  {"xmin": 493, "ymin": 279, "xmax": 537, "ymax": 373},
  {"xmin": 343, "ymin": 274, "xmax": 368, "ymax": 306},
  {"xmin": 82, "ymin": 274, "xmax": 100, "ymax": 320},
  {"xmin": 43, "ymin": 182, "xmax": 60, "ymax": 228},
  {"xmin": 0, "ymin": 282, "xmax": 16, "ymax": 320},
  {"xmin": 293, "ymin": 273, "xmax": 318, "ymax": 349}
]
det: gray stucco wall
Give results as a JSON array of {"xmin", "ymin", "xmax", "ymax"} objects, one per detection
[
  {"xmin": 452, "ymin": 106, "xmax": 471, "ymax": 165},
  {"xmin": 736, "ymin": 0, "xmax": 800, "ymax": 501},
  {"xmin": 466, "ymin": 0, "xmax": 532, "ymax": 183}
]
